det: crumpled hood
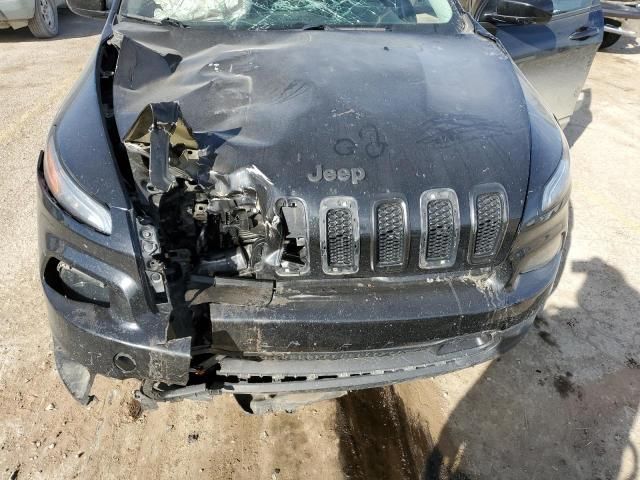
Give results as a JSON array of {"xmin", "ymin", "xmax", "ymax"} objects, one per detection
[{"xmin": 111, "ymin": 22, "xmax": 532, "ymax": 274}]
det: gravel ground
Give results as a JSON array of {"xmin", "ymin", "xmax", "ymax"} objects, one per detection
[{"xmin": 0, "ymin": 11, "xmax": 639, "ymax": 480}]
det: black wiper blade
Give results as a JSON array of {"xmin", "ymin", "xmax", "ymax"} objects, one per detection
[
  {"xmin": 120, "ymin": 13, "xmax": 190, "ymax": 28},
  {"xmin": 301, "ymin": 24, "xmax": 331, "ymax": 30},
  {"xmin": 158, "ymin": 17, "xmax": 190, "ymax": 28},
  {"xmin": 301, "ymin": 23, "xmax": 393, "ymax": 31}
]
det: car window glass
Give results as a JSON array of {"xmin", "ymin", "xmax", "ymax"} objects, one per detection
[
  {"xmin": 122, "ymin": 0, "xmax": 456, "ymax": 28},
  {"xmin": 411, "ymin": 0, "xmax": 454, "ymax": 22},
  {"xmin": 552, "ymin": 0, "xmax": 592, "ymax": 14},
  {"xmin": 476, "ymin": 0, "xmax": 593, "ymax": 20}
]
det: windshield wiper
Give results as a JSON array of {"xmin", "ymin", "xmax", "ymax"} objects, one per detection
[
  {"xmin": 300, "ymin": 23, "xmax": 392, "ymax": 31},
  {"xmin": 159, "ymin": 17, "xmax": 190, "ymax": 28},
  {"xmin": 120, "ymin": 13, "xmax": 190, "ymax": 28},
  {"xmin": 301, "ymin": 24, "xmax": 332, "ymax": 30}
]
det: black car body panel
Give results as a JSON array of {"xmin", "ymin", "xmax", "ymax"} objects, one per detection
[
  {"xmin": 210, "ymin": 256, "xmax": 557, "ymax": 354},
  {"xmin": 464, "ymin": 0, "xmax": 603, "ymax": 125},
  {"xmin": 53, "ymin": 52, "xmax": 130, "ymax": 209},
  {"xmin": 110, "ymin": 24, "xmax": 532, "ymax": 278},
  {"xmin": 38, "ymin": 0, "xmax": 587, "ymax": 408}
]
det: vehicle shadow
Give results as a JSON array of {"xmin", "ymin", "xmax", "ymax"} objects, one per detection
[
  {"xmin": 564, "ymin": 88, "xmax": 593, "ymax": 147},
  {"xmin": 0, "ymin": 9, "xmax": 103, "ymax": 43},
  {"xmin": 601, "ymin": 36, "xmax": 640, "ymax": 54},
  {"xmin": 335, "ymin": 257, "xmax": 640, "ymax": 479}
]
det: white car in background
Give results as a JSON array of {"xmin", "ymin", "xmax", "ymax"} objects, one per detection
[{"xmin": 0, "ymin": 0, "xmax": 65, "ymax": 37}]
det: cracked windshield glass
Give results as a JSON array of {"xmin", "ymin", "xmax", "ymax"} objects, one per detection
[{"xmin": 121, "ymin": 0, "xmax": 456, "ymax": 29}]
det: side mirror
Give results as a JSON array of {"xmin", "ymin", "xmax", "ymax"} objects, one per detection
[
  {"xmin": 66, "ymin": 0, "xmax": 109, "ymax": 18},
  {"xmin": 483, "ymin": 0, "xmax": 554, "ymax": 25}
]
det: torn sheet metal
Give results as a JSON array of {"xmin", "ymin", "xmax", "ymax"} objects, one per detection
[
  {"xmin": 125, "ymin": 102, "xmax": 187, "ymax": 191},
  {"xmin": 185, "ymin": 276, "xmax": 274, "ymax": 306}
]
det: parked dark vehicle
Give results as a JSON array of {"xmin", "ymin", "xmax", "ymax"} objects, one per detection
[
  {"xmin": 38, "ymin": 0, "xmax": 601, "ymax": 412},
  {"xmin": 600, "ymin": 1, "xmax": 639, "ymax": 49}
]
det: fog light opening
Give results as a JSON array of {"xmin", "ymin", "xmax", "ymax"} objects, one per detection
[
  {"xmin": 44, "ymin": 258, "xmax": 110, "ymax": 307},
  {"xmin": 114, "ymin": 353, "xmax": 137, "ymax": 373}
]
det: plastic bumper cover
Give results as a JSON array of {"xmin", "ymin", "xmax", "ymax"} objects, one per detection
[{"xmin": 38, "ymin": 157, "xmax": 190, "ymax": 404}]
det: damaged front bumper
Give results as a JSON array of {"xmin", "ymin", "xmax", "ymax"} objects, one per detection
[
  {"xmin": 194, "ymin": 254, "xmax": 556, "ymax": 402},
  {"xmin": 38, "ymin": 151, "xmax": 564, "ymax": 404},
  {"xmin": 47, "ymin": 288, "xmax": 191, "ymax": 404},
  {"xmin": 38, "ymin": 154, "xmax": 191, "ymax": 404}
]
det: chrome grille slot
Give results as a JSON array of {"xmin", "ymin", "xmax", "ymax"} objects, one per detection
[
  {"xmin": 276, "ymin": 197, "xmax": 310, "ymax": 277},
  {"xmin": 474, "ymin": 194, "xmax": 503, "ymax": 256},
  {"xmin": 426, "ymin": 200, "xmax": 455, "ymax": 260},
  {"xmin": 419, "ymin": 189, "xmax": 460, "ymax": 269},
  {"xmin": 373, "ymin": 199, "xmax": 407, "ymax": 270},
  {"xmin": 327, "ymin": 209, "xmax": 354, "ymax": 267},
  {"xmin": 320, "ymin": 197, "xmax": 359, "ymax": 275},
  {"xmin": 469, "ymin": 185, "xmax": 508, "ymax": 263}
]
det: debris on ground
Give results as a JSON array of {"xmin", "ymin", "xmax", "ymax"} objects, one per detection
[{"xmin": 126, "ymin": 399, "xmax": 143, "ymax": 420}]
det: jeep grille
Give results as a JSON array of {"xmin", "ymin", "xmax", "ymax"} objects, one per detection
[
  {"xmin": 319, "ymin": 197, "xmax": 360, "ymax": 275},
  {"xmin": 426, "ymin": 200, "xmax": 455, "ymax": 260},
  {"xmin": 419, "ymin": 189, "xmax": 460, "ymax": 269},
  {"xmin": 470, "ymin": 186, "xmax": 508, "ymax": 263},
  {"xmin": 327, "ymin": 208, "xmax": 354, "ymax": 267}
]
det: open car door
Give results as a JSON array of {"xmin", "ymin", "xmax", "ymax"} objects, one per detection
[{"xmin": 467, "ymin": 0, "xmax": 604, "ymax": 126}]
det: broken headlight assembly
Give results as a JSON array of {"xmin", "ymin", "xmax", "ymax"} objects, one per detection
[{"xmin": 43, "ymin": 129, "xmax": 113, "ymax": 235}]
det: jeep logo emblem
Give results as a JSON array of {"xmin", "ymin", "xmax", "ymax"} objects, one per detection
[{"xmin": 307, "ymin": 164, "xmax": 366, "ymax": 185}]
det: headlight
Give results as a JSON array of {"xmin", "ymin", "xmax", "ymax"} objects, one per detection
[
  {"xmin": 519, "ymin": 233, "xmax": 563, "ymax": 274},
  {"xmin": 510, "ymin": 131, "xmax": 570, "ymax": 277},
  {"xmin": 43, "ymin": 131, "xmax": 112, "ymax": 234},
  {"xmin": 541, "ymin": 133, "xmax": 571, "ymax": 213}
]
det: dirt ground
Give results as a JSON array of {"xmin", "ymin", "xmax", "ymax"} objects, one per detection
[{"xmin": 0, "ymin": 11, "xmax": 639, "ymax": 480}]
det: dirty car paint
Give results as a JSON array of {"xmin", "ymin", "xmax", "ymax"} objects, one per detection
[{"xmin": 111, "ymin": 24, "xmax": 532, "ymax": 277}]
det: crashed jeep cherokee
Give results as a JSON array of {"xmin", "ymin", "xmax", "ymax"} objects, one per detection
[{"xmin": 37, "ymin": 0, "xmax": 594, "ymax": 412}]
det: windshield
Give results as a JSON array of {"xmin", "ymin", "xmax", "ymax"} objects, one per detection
[{"xmin": 120, "ymin": 0, "xmax": 458, "ymax": 30}]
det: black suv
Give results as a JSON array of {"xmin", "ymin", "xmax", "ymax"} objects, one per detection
[{"xmin": 38, "ymin": 0, "xmax": 602, "ymax": 412}]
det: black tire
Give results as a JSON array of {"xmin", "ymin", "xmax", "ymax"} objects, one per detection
[
  {"xmin": 27, "ymin": 0, "xmax": 59, "ymax": 38},
  {"xmin": 600, "ymin": 32, "xmax": 622, "ymax": 50}
]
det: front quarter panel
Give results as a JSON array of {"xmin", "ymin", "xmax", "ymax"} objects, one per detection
[
  {"xmin": 53, "ymin": 46, "xmax": 129, "ymax": 209},
  {"xmin": 516, "ymin": 69, "xmax": 565, "ymax": 224}
]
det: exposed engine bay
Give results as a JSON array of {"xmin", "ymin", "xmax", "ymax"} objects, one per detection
[{"xmin": 123, "ymin": 102, "xmax": 310, "ymax": 310}]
